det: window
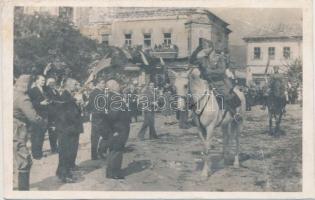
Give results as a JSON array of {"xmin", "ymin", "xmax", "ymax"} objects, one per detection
[
  {"xmin": 268, "ymin": 47, "xmax": 275, "ymax": 60},
  {"xmin": 254, "ymin": 47, "xmax": 261, "ymax": 59},
  {"xmin": 59, "ymin": 7, "xmax": 73, "ymax": 21},
  {"xmin": 124, "ymin": 34, "xmax": 132, "ymax": 46},
  {"xmin": 283, "ymin": 47, "xmax": 291, "ymax": 59},
  {"xmin": 143, "ymin": 33, "xmax": 151, "ymax": 48},
  {"xmin": 163, "ymin": 33, "xmax": 172, "ymax": 46},
  {"xmin": 101, "ymin": 34, "xmax": 109, "ymax": 45},
  {"xmin": 14, "ymin": 7, "xmax": 24, "ymax": 15}
]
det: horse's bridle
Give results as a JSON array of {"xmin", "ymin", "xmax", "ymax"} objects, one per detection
[{"xmin": 187, "ymin": 72, "xmax": 211, "ymax": 118}]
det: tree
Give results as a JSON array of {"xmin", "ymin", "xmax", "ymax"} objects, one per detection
[
  {"xmin": 285, "ymin": 58, "xmax": 302, "ymax": 88},
  {"xmin": 14, "ymin": 11, "xmax": 98, "ymax": 81}
]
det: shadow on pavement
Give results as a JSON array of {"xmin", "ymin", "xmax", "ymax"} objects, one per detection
[
  {"xmin": 122, "ymin": 160, "xmax": 151, "ymax": 177},
  {"xmin": 30, "ymin": 159, "xmax": 105, "ymax": 190}
]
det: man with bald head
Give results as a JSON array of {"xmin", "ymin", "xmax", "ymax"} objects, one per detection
[
  {"xmin": 55, "ymin": 78, "xmax": 83, "ymax": 183},
  {"xmin": 103, "ymin": 79, "xmax": 131, "ymax": 179}
]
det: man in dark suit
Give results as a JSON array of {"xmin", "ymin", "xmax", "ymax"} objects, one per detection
[
  {"xmin": 138, "ymin": 82, "xmax": 158, "ymax": 140},
  {"xmin": 104, "ymin": 80, "xmax": 131, "ymax": 179},
  {"xmin": 45, "ymin": 77, "xmax": 60, "ymax": 153},
  {"xmin": 86, "ymin": 79, "xmax": 107, "ymax": 160},
  {"xmin": 28, "ymin": 75, "xmax": 49, "ymax": 159},
  {"xmin": 55, "ymin": 78, "xmax": 83, "ymax": 183}
]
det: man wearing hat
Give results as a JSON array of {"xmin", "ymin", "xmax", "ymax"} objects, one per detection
[{"xmin": 14, "ymin": 75, "xmax": 47, "ymax": 190}]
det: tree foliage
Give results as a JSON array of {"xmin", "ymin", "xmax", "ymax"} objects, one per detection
[
  {"xmin": 286, "ymin": 58, "xmax": 302, "ymax": 87},
  {"xmin": 14, "ymin": 12, "xmax": 98, "ymax": 81}
]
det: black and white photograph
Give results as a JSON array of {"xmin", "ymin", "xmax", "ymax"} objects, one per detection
[{"xmin": 1, "ymin": 0, "xmax": 314, "ymax": 199}]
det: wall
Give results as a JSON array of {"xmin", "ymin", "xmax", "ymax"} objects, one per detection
[
  {"xmin": 187, "ymin": 23, "xmax": 212, "ymax": 55},
  {"xmin": 246, "ymin": 39, "xmax": 302, "ymax": 67},
  {"xmin": 211, "ymin": 22, "xmax": 229, "ymax": 51},
  {"xmin": 24, "ymin": 7, "xmax": 59, "ymax": 16},
  {"xmin": 110, "ymin": 17, "xmax": 189, "ymax": 58},
  {"xmin": 245, "ymin": 38, "xmax": 302, "ymax": 86}
]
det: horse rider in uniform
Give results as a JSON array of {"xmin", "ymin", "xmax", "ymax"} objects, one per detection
[
  {"xmin": 190, "ymin": 38, "xmax": 242, "ymax": 120},
  {"xmin": 267, "ymin": 66, "xmax": 287, "ymax": 108},
  {"xmin": 268, "ymin": 66, "xmax": 285, "ymax": 92},
  {"xmin": 14, "ymin": 75, "xmax": 47, "ymax": 190}
]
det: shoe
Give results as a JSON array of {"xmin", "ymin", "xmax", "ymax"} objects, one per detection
[
  {"xmin": 91, "ymin": 155, "xmax": 98, "ymax": 160},
  {"xmin": 32, "ymin": 155, "xmax": 42, "ymax": 160},
  {"xmin": 51, "ymin": 148, "xmax": 58, "ymax": 154},
  {"xmin": 138, "ymin": 136, "xmax": 145, "ymax": 141},
  {"xmin": 106, "ymin": 174, "xmax": 125, "ymax": 179},
  {"xmin": 60, "ymin": 176, "xmax": 76, "ymax": 183},
  {"xmin": 70, "ymin": 165, "xmax": 80, "ymax": 171},
  {"xmin": 149, "ymin": 135, "xmax": 159, "ymax": 140}
]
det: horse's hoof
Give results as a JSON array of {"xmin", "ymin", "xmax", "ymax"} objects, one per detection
[
  {"xmin": 233, "ymin": 162, "xmax": 240, "ymax": 169},
  {"xmin": 233, "ymin": 157, "xmax": 240, "ymax": 168},
  {"xmin": 200, "ymin": 172, "xmax": 210, "ymax": 181}
]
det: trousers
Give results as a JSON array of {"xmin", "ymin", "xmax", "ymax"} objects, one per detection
[
  {"xmin": 106, "ymin": 122, "xmax": 130, "ymax": 177},
  {"xmin": 14, "ymin": 119, "xmax": 32, "ymax": 191},
  {"xmin": 138, "ymin": 111, "xmax": 157, "ymax": 139},
  {"xmin": 13, "ymin": 119, "xmax": 32, "ymax": 173},
  {"xmin": 56, "ymin": 132, "xmax": 80, "ymax": 178},
  {"xmin": 47, "ymin": 127, "xmax": 58, "ymax": 152},
  {"xmin": 31, "ymin": 125, "xmax": 46, "ymax": 159},
  {"xmin": 91, "ymin": 114, "xmax": 108, "ymax": 160}
]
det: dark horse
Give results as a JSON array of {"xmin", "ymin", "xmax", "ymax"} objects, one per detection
[{"xmin": 266, "ymin": 79, "xmax": 286, "ymax": 137}]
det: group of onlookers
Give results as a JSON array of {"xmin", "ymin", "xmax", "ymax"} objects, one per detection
[
  {"xmin": 14, "ymin": 73, "xmax": 83, "ymax": 190},
  {"xmin": 13, "ymin": 69, "xmax": 183, "ymax": 190}
]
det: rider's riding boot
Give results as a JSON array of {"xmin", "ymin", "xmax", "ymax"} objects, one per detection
[{"xmin": 225, "ymin": 94, "xmax": 242, "ymax": 122}]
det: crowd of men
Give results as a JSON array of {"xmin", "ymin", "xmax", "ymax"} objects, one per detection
[
  {"xmin": 13, "ymin": 38, "xmax": 295, "ymax": 191},
  {"xmin": 14, "ymin": 74, "xmax": 85, "ymax": 189},
  {"xmin": 14, "ymin": 71, "xmax": 139, "ymax": 190},
  {"xmin": 13, "ymin": 67, "xmax": 172, "ymax": 190}
]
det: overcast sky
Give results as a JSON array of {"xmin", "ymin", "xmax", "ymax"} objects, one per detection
[{"xmin": 209, "ymin": 8, "xmax": 302, "ymax": 45}]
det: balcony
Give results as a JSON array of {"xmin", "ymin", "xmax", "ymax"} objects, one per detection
[{"xmin": 149, "ymin": 44, "xmax": 179, "ymax": 59}]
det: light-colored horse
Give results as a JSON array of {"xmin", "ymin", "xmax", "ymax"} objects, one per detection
[{"xmin": 170, "ymin": 68, "xmax": 246, "ymax": 177}]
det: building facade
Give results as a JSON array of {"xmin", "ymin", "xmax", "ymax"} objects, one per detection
[
  {"xmin": 17, "ymin": 7, "xmax": 231, "ymax": 59},
  {"xmin": 18, "ymin": 7, "xmax": 89, "ymax": 27},
  {"xmin": 81, "ymin": 8, "xmax": 231, "ymax": 59},
  {"xmin": 243, "ymin": 24, "xmax": 302, "ymax": 86}
]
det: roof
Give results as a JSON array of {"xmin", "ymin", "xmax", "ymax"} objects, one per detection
[
  {"xmin": 91, "ymin": 8, "xmax": 230, "ymax": 27},
  {"xmin": 243, "ymin": 23, "xmax": 302, "ymax": 41}
]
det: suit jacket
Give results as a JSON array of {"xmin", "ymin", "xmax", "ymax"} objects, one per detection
[
  {"xmin": 28, "ymin": 86, "xmax": 48, "ymax": 118},
  {"xmin": 86, "ymin": 88, "xmax": 106, "ymax": 115},
  {"xmin": 45, "ymin": 87, "xmax": 61, "ymax": 125},
  {"xmin": 55, "ymin": 90, "xmax": 83, "ymax": 134},
  {"xmin": 103, "ymin": 91, "xmax": 131, "ymax": 147}
]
